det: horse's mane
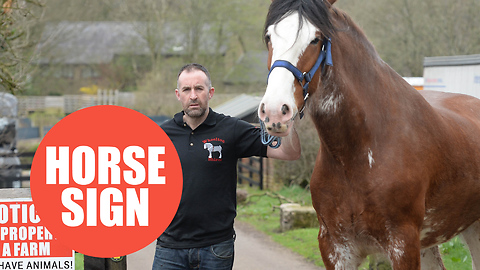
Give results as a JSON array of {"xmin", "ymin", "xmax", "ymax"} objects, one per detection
[
  {"xmin": 264, "ymin": 0, "xmax": 335, "ymax": 44},
  {"xmin": 264, "ymin": 0, "xmax": 376, "ymax": 57}
]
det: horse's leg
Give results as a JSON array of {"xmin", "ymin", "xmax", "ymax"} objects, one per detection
[
  {"xmin": 384, "ymin": 229, "xmax": 421, "ymax": 270},
  {"xmin": 420, "ymin": 246, "xmax": 446, "ymax": 270},
  {"xmin": 317, "ymin": 227, "xmax": 363, "ymax": 270},
  {"xmin": 317, "ymin": 240, "xmax": 362, "ymax": 269},
  {"xmin": 367, "ymin": 247, "xmax": 444, "ymax": 270},
  {"xmin": 460, "ymin": 220, "xmax": 480, "ymax": 270}
]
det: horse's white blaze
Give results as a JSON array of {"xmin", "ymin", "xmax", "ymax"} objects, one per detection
[{"xmin": 261, "ymin": 12, "xmax": 318, "ymax": 121}]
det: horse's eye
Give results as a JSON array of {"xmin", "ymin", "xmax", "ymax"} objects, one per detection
[
  {"xmin": 265, "ymin": 35, "xmax": 271, "ymax": 44},
  {"xmin": 310, "ymin": 37, "xmax": 320, "ymax": 45}
]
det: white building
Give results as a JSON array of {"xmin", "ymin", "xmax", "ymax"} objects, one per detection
[{"xmin": 423, "ymin": 54, "xmax": 480, "ymax": 99}]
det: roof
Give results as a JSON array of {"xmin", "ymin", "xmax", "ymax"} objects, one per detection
[
  {"xmin": 148, "ymin": 115, "xmax": 170, "ymax": 126},
  {"xmin": 223, "ymin": 51, "xmax": 269, "ymax": 85},
  {"xmin": 424, "ymin": 54, "xmax": 480, "ymax": 67},
  {"xmin": 214, "ymin": 94, "xmax": 262, "ymax": 120},
  {"xmin": 35, "ymin": 21, "xmax": 228, "ymax": 65}
]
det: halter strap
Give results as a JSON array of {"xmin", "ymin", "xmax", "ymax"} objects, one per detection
[
  {"xmin": 260, "ymin": 37, "xmax": 332, "ymax": 148},
  {"xmin": 267, "ymin": 37, "xmax": 333, "ymax": 119},
  {"xmin": 259, "ymin": 120, "xmax": 281, "ymax": 149}
]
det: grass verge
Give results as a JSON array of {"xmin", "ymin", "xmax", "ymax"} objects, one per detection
[
  {"xmin": 236, "ymin": 184, "xmax": 472, "ymax": 269},
  {"xmin": 237, "ymin": 184, "xmax": 323, "ymax": 267},
  {"xmin": 75, "ymin": 253, "xmax": 84, "ymax": 270}
]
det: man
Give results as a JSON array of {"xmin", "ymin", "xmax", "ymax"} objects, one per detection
[{"xmin": 152, "ymin": 63, "xmax": 301, "ymax": 270}]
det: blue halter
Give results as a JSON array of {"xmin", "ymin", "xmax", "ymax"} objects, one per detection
[
  {"xmin": 267, "ymin": 37, "xmax": 333, "ymax": 119},
  {"xmin": 260, "ymin": 37, "xmax": 332, "ymax": 148}
]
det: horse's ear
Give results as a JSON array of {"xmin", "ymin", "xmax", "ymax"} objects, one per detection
[{"xmin": 327, "ymin": 0, "xmax": 337, "ymax": 5}]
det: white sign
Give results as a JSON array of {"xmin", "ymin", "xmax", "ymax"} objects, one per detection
[{"xmin": 0, "ymin": 199, "xmax": 75, "ymax": 270}]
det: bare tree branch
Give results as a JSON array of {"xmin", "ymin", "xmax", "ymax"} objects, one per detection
[{"xmin": 0, "ymin": 0, "xmax": 44, "ymax": 93}]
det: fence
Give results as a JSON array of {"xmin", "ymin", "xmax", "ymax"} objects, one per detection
[
  {"xmin": 237, "ymin": 156, "xmax": 264, "ymax": 189},
  {"xmin": 17, "ymin": 90, "xmax": 136, "ymax": 116},
  {"xmin": 0, "ymin": 151, "xmax": 35, "ymax": 188}
]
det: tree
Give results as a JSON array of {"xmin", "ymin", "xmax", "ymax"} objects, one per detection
[
  {"xmin": 0, "ymin": 0, "xmax": 45, "ymax": 94},
  {"xmin": 337, "ymin": 0, "xmax": 480, "ymax": 76},
  {"xmin": 120, "ymin": 0, "xmax": 271, "ymax": 115},
  {"xmin": 42, "ymin": 0, "xmax": 118, "ymax": 22}
]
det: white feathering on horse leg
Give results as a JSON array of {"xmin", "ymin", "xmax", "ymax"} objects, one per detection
[{"xmin": 460, "ymin": 220, "xmax": 480, "ymax": 270}]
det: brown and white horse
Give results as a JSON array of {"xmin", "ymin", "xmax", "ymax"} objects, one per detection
[{"xmin": 258, "ymin": 0, "xmax": 480, "ymax": 269}]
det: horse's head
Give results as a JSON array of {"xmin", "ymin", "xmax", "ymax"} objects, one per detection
[{"xmin": 258, "ymin": 0, "xmax": 336, "ymax": 137}]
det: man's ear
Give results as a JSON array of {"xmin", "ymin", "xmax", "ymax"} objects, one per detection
[
  {"xmin": 209, "ymin": 87, "xmax": 215, "ymax": 99},
  {"xmin": 175, "ymin": 89, "xmax": 180, "ymax": 100}
]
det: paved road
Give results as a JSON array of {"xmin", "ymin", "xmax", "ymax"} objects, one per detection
[
  {"xmin": 232, "ymin": 221, "xmax": 323, "ymax": 270},
  {"xmin": 127, "ymin": 221, "xmax": 323, "ymax": 269}
]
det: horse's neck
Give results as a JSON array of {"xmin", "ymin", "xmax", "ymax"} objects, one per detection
[{"xmin": 309, "ymin": 28, "xmax": 424, "ymax": 162}]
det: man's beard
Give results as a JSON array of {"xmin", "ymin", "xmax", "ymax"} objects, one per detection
[{"xmin": 185, "ymin": 107, "xmax": 207, "ymax": 118}]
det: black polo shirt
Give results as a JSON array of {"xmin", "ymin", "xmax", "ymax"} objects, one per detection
[{"xmin": 157, "ymin": 108, "xmax": 268, "ymax": 248}]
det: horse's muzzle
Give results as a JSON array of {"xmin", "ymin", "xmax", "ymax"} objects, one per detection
[
  {"xmin": 261, "ymin": 116, "xmax": 294, "ymax": 137},
  {"xmin": 266, "ymin": 121, "xmax": 288, "ymax": 134}
]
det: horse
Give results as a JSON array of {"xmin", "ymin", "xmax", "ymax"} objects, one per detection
[
  {"xmin": 258, "ymin": 0, "xmax": 480, "ymax": 269},
  {"xmin": 204, "ymin": 142, "xmax": 222, "ymax": 159}
]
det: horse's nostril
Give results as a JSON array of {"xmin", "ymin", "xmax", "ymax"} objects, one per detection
[
  {"xmin": 281, "ymin": 104, "xmax": 289, "ymax": 115},
  {"xmin": 265, "ymin": 117, "xmax": 270, "ymax": 123}
]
